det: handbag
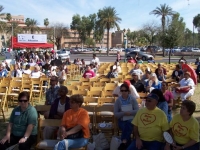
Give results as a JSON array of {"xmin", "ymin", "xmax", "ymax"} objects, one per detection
[
  {"xmin": 65, "ymin": 128, "xmax": 83, "ymax": 139},
  {"xmin": 175, "ymin": 87, "xmax": 190, "ymax": 93}
]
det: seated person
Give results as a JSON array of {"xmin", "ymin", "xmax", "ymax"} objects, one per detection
[
  {"xmin": 127, "ymin": 56, "xmax": 137, "ymax": 63},
  {"xmin": 157, "ymin": 67, "xmax": 166, "ymax": 81},
  {"xmin": 130, "ymin": 71, "xmax": 145, "ymax": 93},
  {"xmin": 114, "ymin": 61, "xmax": 121, "ymax": 73},
  {"xmin": 43, "ymin": 86, "xmax": 70, "ymax": 139},
  {"xmin": 171, "ymin": 64, "xmax": 183, "ymax": 82},
  {"xmin": 11, "ymin": 64, "xmax": 22, "ymax": 77},
  {"xmin": 147, "ymin": 57, "xmax": 155, "ymax": 63},
  {"xmin": 164, "ymin": 100, "xmax": 199, "ymax": 150},
  {"xmin": 30, "ymin": 65, "xmax": 45, "ymax": 78},
  {"xmin": 0, "ymin": 92, "xmax": 37, "ymax": 150},
  {"xmin": 114, "ymin": 84, "xmax": 139, "ymax": 150},
  {"xmin": 129, "ymin": 64, "xmax": 143, "ymax": 76},
  {"xmin": 146, "ymin": 73, "xmax": 162, "ymax": 92},
  {"xmin": 127, "ymin": 93, "xmax": 169, "ymax": 150},
  {"xmin": 113, "ymin": 80, "xmax": 140, "ymax": 99},
  {"xmin": 0, "ymin": 64, "xmax": 8, "ymax": 77},
  {"xmin": 141, "ymin": 67, "xmax": 151, "ymax": 85},
  {"xmin": 155, "ymin": 63, "xmax": 167, "ymax": 77},
  {"xmin": 55, "ymin": 94, "xmax": 90, "ymax": 149},
  {"xmin": 173, "ymin": 71, "xmax": 195, "ymax": 101},
  {"xmin": 23, "ymin": 64, "xmax": 31, "ymax": 75},
  {"xmin": 82, "ymin": 65, "xmax": 95, "ymax": 78},
  {"xmin": 105, "ymin": 65, "xmax": 118, "ymax": 78},
  {"xmin": 136, "ymin": 57, "xmax": 143, "ymax": 64},
  {"xmin": 161, "ymin": 82, "xmax": 173, "ymax": 122}
]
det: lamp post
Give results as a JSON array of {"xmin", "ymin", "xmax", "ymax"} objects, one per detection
[{"xmin": 123, "ymin": 29, "xmax": 127, "ymax": 62}]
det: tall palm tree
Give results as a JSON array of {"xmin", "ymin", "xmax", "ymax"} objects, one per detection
[
  {"xmin": 150, "ymin": 4, "xmax": 175, "ymax": 56},
  {"xmin": 25, "ymin": 18, "xmax": 39, "ymax": 33},
  {"xmin": 44, "ymin": 18, "xmax": 49, "ymax": 28},
  {"xmin": 97, "ymin": 6, "xmax": 121, "ymax": 55}
]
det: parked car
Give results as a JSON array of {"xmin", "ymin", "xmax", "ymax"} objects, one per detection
[
  {"xmin": 127, "ymin": 51, "xmax": 154, "ymax": 61},
  {"xmin": 181, "ymin": 48, "xmax": 192, "ymax": 52},
  {"xmin": 173, "ymin": 47, "xmax": 181, "ymax": 52},
  {"xmin": 57, "ymin": 50, "xmax": 70, "ymax": 60},
  {"xmin": 192, "ymin": 48, "xmax": 200, "ymax": 52}
]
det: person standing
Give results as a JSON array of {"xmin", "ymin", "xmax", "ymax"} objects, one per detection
[{"xmin": 91, "ymin": 54, "xmax": 100, "ymax": 66}]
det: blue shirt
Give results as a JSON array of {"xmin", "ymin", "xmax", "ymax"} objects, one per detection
[
  {"xmin": 146, "ymin": 80, "xmax": 162, "ymax": 90},
  {"xmin": 157, "ymin": 101, "xmax": 169, "ymax": 121},
  {"xmin": 46, "ymin": 85, "xmax": 60, "ymax": 105},
  {"xmin": 0, "ymin": 69, "xmax": 8, "ymax": 77}
]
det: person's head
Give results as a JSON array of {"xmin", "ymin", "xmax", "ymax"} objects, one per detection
[
  {"xmin": 180, "ymin": 100, "xmax": 196, "ymax": 116},
  {"xmin": 175, "ymin": 64, "xmax": 180, "ymax": 71},
  {"xmin": 157, "ymin": 68, "xmax": 163, "ymax": 75},
  {"xmin": 145, "ymin": 93, "xmax": 159, "ymax": 110},
  {"xmin": 120, "ymin": 83, "xmax": 130, "ymax": 97},
  {"xmin": 81, "ymin": 59, "xmax": 85, "ymax": 63},
  {"xmin": 70, "ymin": 94, "xmax": 84, "ymax": 109},
  {"xmin": 34, "ymin": 65, "xmax": 40, "ymax": 72},
  {"xmin": 86, "ymin": 65, "xmax": 91, "ymax": 71},
  {"xmin": 184, "ymin": 71, "xmax": 191, "ymax": 79},
  {"xmin": 66, "ymin": 58, "xmax": 70, "ymax": 62},
  {"xmin": 149, "ymin": 57, "xmax": 153, "ymax": 60},
  {"xmin": 90, "ymin": 64, "xmax": 94, "ymax": 69},
  {"xmin": 0, "ymin": 64, "xmax": 4, "ymax": 71},
  {"xmin": 25, "ymin": 64, "xmax": 30, "ymax": 70},
  {"xmin": 58, "ymin": 86, "xmax": 68, "ymax": 97},
  {"xmin": 151, "ymin": 89, "xmax": 166, "ymax": 102},
  {"xmin": 145, "ymin": 67, "xmax": 151, "ymax": 76},
  {"xmin": 179, "ymin": 60, "xmax": 185, "ymax": 64},
  {"xmin": 59, "ymin": 65, "xmax": 63, "ymax": 71},
  {"xmin": 50, "ymin": 76, "xmax": 58, "ymax": 87},
  {"xmin": 157, "ymin": 63, "xmax": 162, "ymax": 69},
  {"xmin": 93, "ymin": 54, "xmax": 96, "ymax": 59},
  {"xmin": 132, "ymin": 71, "xmax": 140, "ymax": 81},
  {"xmin": 134, "ymin": 64, "xmax": 140, "ymax": 69},
  {"xmin": 150, "ymin": 73, "xmax": 158, "ymax": 83},
  {"xmin": 109, "ymin": 65, "xmax": 114, "ymax": 71},
  {"xmin": 18, "ymin": 91, "xmax": 30, "ymax": 109},
  {"xmin": 161, "ymin": 82, "xmax": 168, "ymax": 91}
]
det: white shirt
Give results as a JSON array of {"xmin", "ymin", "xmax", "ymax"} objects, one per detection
[
  {"xmin": 113, "ymin": 84, "xmax": 140, "ymax": 99},
  {"xmin": 11, "ymin": 69, "xmax": 22, "ymax": 77},
  {"xmin": 57, "ymin": 101, "xmax": 66, "ymax": 113},
  {"xmin": 91, "ymin": 57, "xmax": 100, "ymax": 65},
  {"xmin": 31, "ymin": 71, "xmax": 41, "ymax": 78},
  {"xmin": 179, "ymin": 78, "xmax": 195, "ymax": 90},
  {"xmin": 23, "ymin": 69, "xmax": 31, "ymax": 75}
]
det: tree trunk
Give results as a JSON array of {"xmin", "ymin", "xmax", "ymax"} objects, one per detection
[
  {"xmin": 169, "ymin": 48, "xmax": 171, "ymax": 64},
  {"xmin": 107, "ymin": 28, "xmax": 109, "ymax": 56}
]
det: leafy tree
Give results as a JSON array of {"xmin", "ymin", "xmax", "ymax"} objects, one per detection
[
  {"xmin": 85, "ymin": 37, "xmax": 95, "ymax": 47},
  {"xmin": 6, "ymin": 13, "xmax": 12, "ymax": 21},
  {"xmin": 44, "ymin": 18, "xmax": 49, "ymax": 28},
  {"xmin": 93, "ymin": 19, "xmax": 104, "ymax": 46},
  {"xmin": 193, "ymin": 14, "xmax": 200, "ymax": 46},
  {"xmin": 150, "ymin": 4, "xmax": 175, "ymax": 56},
  {"xmin": 126, "ymin": 30, "xmax": 137, "ymax": 46},
  {"xmin": 25, "ymin": 18, "xmax": 39, "ymax": 33},
  {"xmin": 97, "ymin": 6, "xmax": 121, "ymax": 55},
  {"xmin": 47, "ymin": 23, "xmax": 69, "ymax": 49},
  {"xmin": 184, "ymin": 28, "xmax": 193, "ymax": 46},
  {"xmin": 6, "ymin": 21, "xmax": 22, "ymax": 36}
]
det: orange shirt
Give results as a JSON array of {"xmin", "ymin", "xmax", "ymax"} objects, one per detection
[{"xmin": 61, "ymin": 108, "xmax": 90, "ymax": 138}]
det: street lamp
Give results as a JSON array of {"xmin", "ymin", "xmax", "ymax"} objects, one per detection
[{"xmin": 123, "ymin": 29, "xmax": 127, "ymax": 62}]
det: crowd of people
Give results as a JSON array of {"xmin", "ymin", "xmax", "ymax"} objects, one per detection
[{"xmin": 0, "ymin": 51, "xmax": 199, "ymax": 150}]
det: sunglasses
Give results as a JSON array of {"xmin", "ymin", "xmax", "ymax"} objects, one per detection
[
  {"xmin": 120, "ymin": 90, "xmax": 128, "ymax": 92},
  {"xmin": 19, "ymin": 100, "xmax": 28, "ymax": 103}
]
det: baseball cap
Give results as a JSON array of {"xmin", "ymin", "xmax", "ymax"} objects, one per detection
[{"xmin": 147, "ymin": 93, "xmax": 159, "ymax": 101}]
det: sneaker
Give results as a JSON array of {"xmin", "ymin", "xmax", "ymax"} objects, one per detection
[{"xmin": 118, "ymin": 143, "xmax": 127, "ymax": 150}]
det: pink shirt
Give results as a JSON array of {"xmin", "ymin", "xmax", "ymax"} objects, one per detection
[
  {"xmin": 164, "ymin": 90, "xmax": 173, "ymax": 102},
  {"xmin": 83, "ymin": 70, "xmax": 95, "ymax": 78}
]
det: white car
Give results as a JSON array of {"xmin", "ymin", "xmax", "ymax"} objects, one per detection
[
  {"xmin": 57, "ymin": 50, "xmax": 70, "ymax": 60},
  {"xmin": 192, "ymin": 48, "xmax": 200, "ymax": 52}
]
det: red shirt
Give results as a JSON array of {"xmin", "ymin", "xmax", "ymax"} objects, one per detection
[{"xmin": 82, "ymin": 70, "xmax": 95, "ymax": 78}]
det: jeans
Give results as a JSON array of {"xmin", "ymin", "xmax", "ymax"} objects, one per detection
[
  {"xmin": 118, "ymin": 119, "xmax": 133, "ymax": 143},
  {"xmin": 0, "ymin": 134, "xmax": 37, "ymax": 150},
  {"xmin": 54, "ymin": 138, "xmax": 88, "ymax": 150},
  {"xmin": 127, "ymin": 139, "xmax": 163, "ymax": 150},
  {"xmin": 172, "ymin": 142, "xmax": 200, "ymax": 150},
  {"xmin": 167, "ymin": 109, "xmax": 172, "ymax": 123}
]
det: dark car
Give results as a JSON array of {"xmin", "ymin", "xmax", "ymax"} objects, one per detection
[
  {"xmin": 126, "ymin": 51, "xmax": 154, "ymax": 61},
  {"xmin": 181, "ymin": 48, "xmax": 192, "ymax": 52}
]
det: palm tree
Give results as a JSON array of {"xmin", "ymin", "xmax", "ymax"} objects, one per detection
[
  {"xmin": 150, "ymin": 4, "xmax": 175, "ymax": 56},
  {"xmin": 25, "ymin": 18, "xmax": 39, "ymax": 33},
  {"xmin": 6, "ymin": 13, "xmax": 12, "ymax": 21},
  {"xmin": 44, "ymin": 18, "xmax": 49, "ymax": 28},
  {"xmin": 97, "ymin": 6, "xmax": 121, "ymax": 55}
]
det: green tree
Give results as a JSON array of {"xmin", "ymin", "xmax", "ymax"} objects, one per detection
[
  {"xmin": 193, "ymin": 14, "xmax": 200, "ymax": 46},
  {"xmin": 184, "ymin": 28, "xmax": 193, "ymax": 46},
  {"xmin": 97, "ymin": 6, "xmax": 121, "ymax": 55},
  {"xmin": 150, "ymin": 4, "xmax": 175, "ymax": 56},
  {"xmin": 85, "ymin": 37, "xmax": 95, "ymax": 47},
  {"xmin": 25, "ymin": 18, "xmax": 39, "ymax": 33},
  {"xmin": 6, "ymin": 13, "xmax": 12, "ymax": 21},
  {"xmin": 6, "ymin": 21, "xmax": 22, "ymax": 36},
  {"xmin": 93, "ymin": 19, "xmax": 104, "ymax": 46},
  {"xmin": 44, "ymin": 18, "xmax": 49, "ymax": 28}
]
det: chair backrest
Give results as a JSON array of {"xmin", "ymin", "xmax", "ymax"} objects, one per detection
[
  {"xmin": 35, "ymin": 105, "xmax": 51, "ymax": 118},
  {"xmin": 104, "ymin": 83, "xmax": 117, "ymax": 91},
  {"xmin": 72, "ymin": 90, "xmax": 87, "ymax": 96},
  {"xmin": 84, "ymin": 97, "xmax": 98, "ymax": 105},
  {"xmin": 87, "ymin": 91, "xmax": 102, "ymax": 97},
  {"xmin": 89, "ymin": 86, "xmax": 103, "ymax": 92},
  {"xmin": 98, "ymin": 97, "xmax": 115, "ymax": 105},
  {"xmin": 101, "ymin": 91, "xmax": 114, "ymax": 98}
]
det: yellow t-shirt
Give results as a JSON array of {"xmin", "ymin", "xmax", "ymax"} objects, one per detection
[
  {"xmin": 132, "ymin": 107, "xmax": 169, "ymax": 142},
  {"xmin": 170, "ymin": 114, "xmax": 199, "ymax": 145}
]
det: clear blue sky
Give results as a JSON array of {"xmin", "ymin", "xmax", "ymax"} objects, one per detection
[{"xmin": 1, "ymin": 0, "xmax": 200, "ymax": 32}]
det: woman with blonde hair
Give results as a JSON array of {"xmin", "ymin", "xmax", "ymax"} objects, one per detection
[
  {"xmin": 30, "ymin": 65, "xmax": 44, "ymax": 78},
  {"xmin": 146, "ymin": 73, "xmax": 161, "ymax": 92}
]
